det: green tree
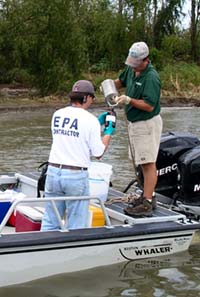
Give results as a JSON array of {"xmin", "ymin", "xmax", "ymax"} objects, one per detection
[
  {"xmin": 153, "ymin": 0, "xmax": 184, "ymax": 47},
  {"xmin": 0, "ymin": 0, "xmax": 198, "ymax": 95},
  {"xmin": 190, "ymin": 0, "xmax": 200, "ymax": 62},
  {"xmin": 0, "ymin": 0, "xmax": 88, "ymax": 93}
]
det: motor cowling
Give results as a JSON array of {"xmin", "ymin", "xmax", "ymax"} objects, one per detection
[
  {"xmin": 136, "ymin": 131, "xmax": 200, "ymax": 199},
  {"xmin": 177, "ymin": 145, "xmax": 200, "ymax": 205}
]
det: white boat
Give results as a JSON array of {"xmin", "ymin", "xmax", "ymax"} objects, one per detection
[{"xmin": 0, "ymin": 172, "xmax": 200, "ymax": 288}]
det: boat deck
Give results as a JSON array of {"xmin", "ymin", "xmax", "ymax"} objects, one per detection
[
  {"xmin": 17, "ymin": 172, "xmax": 188, "ymax": 225},
  {"xmin": 106, "ymin": 188, "xmax": 186, "ymax": 225},
  {"xmin": 0, "ymin": 172, "xmax": 192, "ymax": 234}
]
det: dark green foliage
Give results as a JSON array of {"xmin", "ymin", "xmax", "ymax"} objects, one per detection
[
  {"xmin": 0, "ymin": 0, "xmax": 88, "ymax": 94},
  {"xmin": 161, "ymin": 35, "xmax": 191, "ymax": 62},
  {"xmin": 153, "ymin": 0, "xmax": 184, "ymax": 48},
  {"xmin": 0, "ymin": 0, "xmax": 199, "ymax": 95},
  {"xmin": 149, "ymin": 47, "xmax": 163, "ymax": 71}
]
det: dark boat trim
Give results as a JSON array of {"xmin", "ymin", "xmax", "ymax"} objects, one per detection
[
  {"xmin": 0, "ymin": 232, "xmax": 193, "ymax": 255},
  {"xmin": 0, "ymin": 221, "xmax": 199, "ymax": 251}
]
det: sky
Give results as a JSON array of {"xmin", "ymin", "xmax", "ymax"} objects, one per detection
[{"xmin": 182, "ymin": 0, "xmax": 190, "ymax": 29}]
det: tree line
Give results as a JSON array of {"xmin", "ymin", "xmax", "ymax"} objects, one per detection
[{"xmin": 0, "ymin": 0, "xmax": 199, "ymax": 95}]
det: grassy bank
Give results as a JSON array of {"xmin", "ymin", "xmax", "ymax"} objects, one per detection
[
  {"xmin": 84, "ymin": 62, "xmax": 200, "ymax": 100},
  {"xmin": 0, "ymin": 62, "xmax": 200, "ymax": 109}
]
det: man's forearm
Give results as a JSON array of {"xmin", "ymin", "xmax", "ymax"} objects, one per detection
[{"xmin": 129, "ymin": 98, "xmax": 154, "ymax": 112}]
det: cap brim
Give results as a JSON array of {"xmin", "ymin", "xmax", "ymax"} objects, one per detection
[{"xmin": 125, "ymin": 56, "xmax": 143, "ymax": 68}]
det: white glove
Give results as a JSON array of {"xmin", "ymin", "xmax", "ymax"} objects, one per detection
[{"xmin": 114, "ymin": 95, "xmax": 131, "ymax": 105}]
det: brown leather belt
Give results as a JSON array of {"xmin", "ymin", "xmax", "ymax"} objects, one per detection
[{"xmin": 48, "ymin": 162, "xmax": 87, "ymax": 171}]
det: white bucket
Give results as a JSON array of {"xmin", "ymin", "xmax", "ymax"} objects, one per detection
[{"xmin": 88, "ymin": 162, "xmax": 112, "ymax": 203}]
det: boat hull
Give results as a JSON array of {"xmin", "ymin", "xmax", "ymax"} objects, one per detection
[
  {"xmin": 0, "ymin": 228, "xmax": 195, "ymax": 287},
  {"xmin": 0, "ymin": 172, "xmax": 200, "ymax": 287}
]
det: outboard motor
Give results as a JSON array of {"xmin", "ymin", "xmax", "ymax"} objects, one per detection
[
  {"xmin": 136, "ymin": 132, "xmax": 200, "ymax": 200},
  {"xmin": 177, "ymin": 145, "xmax": 200, "ymax": 205}
]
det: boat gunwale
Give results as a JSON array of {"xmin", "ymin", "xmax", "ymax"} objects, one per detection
[{"xmin": 0, "ymin": 221, "xmax": 199, "ymax": 250}]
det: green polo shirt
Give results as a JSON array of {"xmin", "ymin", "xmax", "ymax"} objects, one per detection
[{"xmin": 119, "ymin": 63, "xmax": 161, "ymax": 122}]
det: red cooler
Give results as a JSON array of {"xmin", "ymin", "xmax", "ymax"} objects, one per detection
[{"xmin": 15, "ymin": 206, "xmax": 44, "ymax": 232}]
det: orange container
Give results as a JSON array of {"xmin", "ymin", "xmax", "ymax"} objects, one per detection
[{"xmin": 89, "ymin": 205, "xmax": 105, "ymax": 227}]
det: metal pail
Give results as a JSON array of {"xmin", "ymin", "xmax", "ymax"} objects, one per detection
[{"xmin": 101, "ymin": 79, "xmax": 118, "ymax": 101}]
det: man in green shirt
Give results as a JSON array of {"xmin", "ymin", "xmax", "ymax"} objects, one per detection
[{"xmin": 114, "ymin": 41, "xmax": 163, "ymax": 216}]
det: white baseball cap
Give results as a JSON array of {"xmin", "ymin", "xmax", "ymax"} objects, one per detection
[{"xmin": 125, "ymin": 41, "xmax": 149, "ymax": 68}]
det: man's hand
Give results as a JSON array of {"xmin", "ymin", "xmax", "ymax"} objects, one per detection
[
  {"xmin": 103, "ymin": 121, "xmax": 116, "ymax": 135},
  {"xmin": 115, "ymin": 95, "xmax": 131, "ymax": 105},
  {"xmin": 98, "ymin": 112, "xmax": 108, "ymax": 125}
]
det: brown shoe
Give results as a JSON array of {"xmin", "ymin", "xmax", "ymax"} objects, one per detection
[
  {"xmin": 124, "ymin": 198, "xmax": 153, "ymax": 217},
  {"xmin": 151, "ymin": 195, "xmax": 157, "ymax": 210},
  {"xmin": 128, "ymin": 194, "xmax": 144, "ymax": 207},
  {"xmin": 128, "ymin": 193, "xmax": 157, "ymax": 210}
]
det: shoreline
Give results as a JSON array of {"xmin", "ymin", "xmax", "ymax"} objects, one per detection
[{"xmin": 0, "ymin": 95, "xmax": 199, "ymax": 113}]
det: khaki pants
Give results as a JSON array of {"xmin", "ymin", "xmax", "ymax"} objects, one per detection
[{"xmin": 128, "ymin": 114, "xmax": 163, "ymax": 165}]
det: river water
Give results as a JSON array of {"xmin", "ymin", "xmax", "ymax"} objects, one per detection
[{"xmin": 0, "ymin": 106, "xmax": 200, "ymax": 296}]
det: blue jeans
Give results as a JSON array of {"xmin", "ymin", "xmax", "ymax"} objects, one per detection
[{"xmin": 41, "ymin": 165, "xmax": 89, "ymax": 230}]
